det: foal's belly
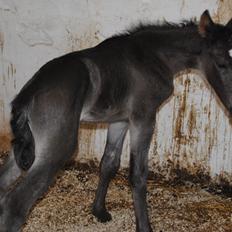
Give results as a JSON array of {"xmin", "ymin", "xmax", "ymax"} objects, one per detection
[{"xmin": 80, "ymin": 105, "xmax": 128, "ymax": 123}]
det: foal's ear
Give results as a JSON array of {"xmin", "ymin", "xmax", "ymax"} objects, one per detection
[{"xmin": 198, "ymin": 10, "xmax": 214, "ymax": 37}]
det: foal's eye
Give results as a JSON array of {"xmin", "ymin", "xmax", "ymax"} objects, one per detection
[{"xmin": 229, "ymin": 49, "xmax": 232, "ymax": 58}]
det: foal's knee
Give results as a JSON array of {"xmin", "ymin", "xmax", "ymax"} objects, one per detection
[
  {"xmin": 100, "ymin": 153, "xmax": 120, "ymax": 179},
  {"xmin": 100, "ymin": 161, "xmax": 119, "ymax": 179}
]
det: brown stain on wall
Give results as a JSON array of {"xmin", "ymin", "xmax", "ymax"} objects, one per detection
[
  {"xmin": 187, "ymin": 103, "xmax": 197, "ymax": 143},
  {"xmin": 205, "ymin": 93, "xmax": 214, "ymax": 155},
  {"xmin": 174, "ymin": 76, "xmax": 190, "ymax": 147},
  {"xmin": 7, "ymin": 63, "xmax": 16, "ymax": 89},
  {"xmin": 167, "ymin": 69, "xmax": 214, "ymax": 177},
  {"xmin": 0, "ymin": 133, "xmax": 11, "ymax": 152},
  {"xmin": 0, "ymin": 31, "xmax": 4, "ymax": 53},
  {"xmin": 7, "ymin": 63, "xmax": 16, "ymax": 78}
]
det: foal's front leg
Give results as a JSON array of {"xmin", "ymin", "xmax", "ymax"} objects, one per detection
[
  {"xmin": 129, "ymin": 119, "xmax": 155, "ymax": 232},
  {"xmin": 92, "ymin": 121, "xmax": 128, "ymax": 222}
]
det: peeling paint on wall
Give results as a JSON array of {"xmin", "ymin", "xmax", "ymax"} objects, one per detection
[
  {"xmin": 0, "ymin": 0, "xmax": 17, "ymax": 14},
  {"xmin": 18, "ymin": 24, "xmax": 53, "ymax": 47}
]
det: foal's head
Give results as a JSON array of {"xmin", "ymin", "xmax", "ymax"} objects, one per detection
[{"xmin": 199, "ymin": 10, "xmax": 232, "ymax": 114}]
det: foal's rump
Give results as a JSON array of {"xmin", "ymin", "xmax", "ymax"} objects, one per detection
[{"xmin": 10, "ymin": 54, "xmax": 90, "ymax": 171}]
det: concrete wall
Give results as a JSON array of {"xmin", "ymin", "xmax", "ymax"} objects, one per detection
[{"xmin": 1, "ymin": 0, "xmax": 232, "ymax": 185}]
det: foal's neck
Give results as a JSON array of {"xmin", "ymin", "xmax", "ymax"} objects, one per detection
[{"xmin": 157, "ymin": 28, "xmax": 202, "ymax": 75}]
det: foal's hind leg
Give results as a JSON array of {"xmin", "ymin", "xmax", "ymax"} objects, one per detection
[
  {"xmin": 92, "ymin": 121, "xmax": 128, "ymax": 222},
  {"xmin": 0, "ymin": 89, "xmax": 84, "ymax": 231},
  {"xmin": 0, "ymin": 115, "xmax": 79, "ymax": 232}
]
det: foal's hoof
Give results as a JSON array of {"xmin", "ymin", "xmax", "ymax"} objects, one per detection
[{"xmin": 92, "ymin": 209, "xmax": 112, "ymax": 222}]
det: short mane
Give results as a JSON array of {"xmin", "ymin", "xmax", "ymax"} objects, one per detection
[{"xmin": 111, "ymin": 19, "xmax": 198, "ymax": 39}]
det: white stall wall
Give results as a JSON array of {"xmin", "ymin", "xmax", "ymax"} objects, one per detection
[{"xmin": 0, "ymin": 0, "xmax": 232, "ymax": 184}]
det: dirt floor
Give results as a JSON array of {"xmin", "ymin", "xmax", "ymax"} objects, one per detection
[
  {"xmin": 0, "ymin": 152, "xmax": 232, "ymax": 232},
  {"xmin": 21, "ymin": 162, "xmax": 232, "ymax": 232}
]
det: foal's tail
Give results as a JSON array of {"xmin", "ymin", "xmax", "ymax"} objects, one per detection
[{"xmin": 10, "ymin": 102, "xmax": 35, "ymax": 171}]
